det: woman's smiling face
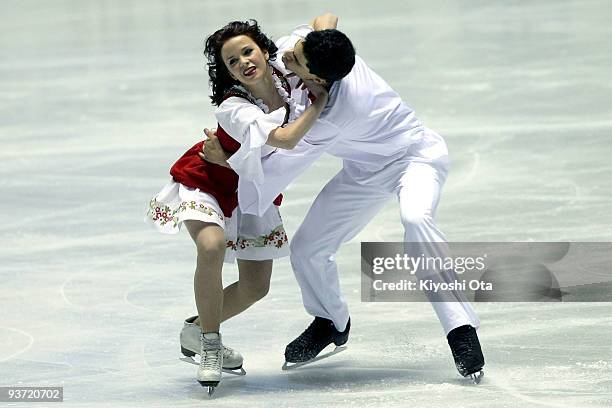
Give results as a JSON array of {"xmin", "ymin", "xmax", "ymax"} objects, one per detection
[{"xmin": 221, "ymin": 35, "xmax": 269, "ymax": 85}]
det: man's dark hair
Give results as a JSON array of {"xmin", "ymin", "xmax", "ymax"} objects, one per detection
[{"xmin": 303, "ymin": 29, "xmax": 355, "ymax": 82}]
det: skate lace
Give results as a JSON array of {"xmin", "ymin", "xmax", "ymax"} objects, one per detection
[
  {"xmin": 222, "ymin": 346, "xmax": 234, "ymax": 359},
  {"xmin": 200, "ymin": 338, "xmax": 222, "ymax": 371}
]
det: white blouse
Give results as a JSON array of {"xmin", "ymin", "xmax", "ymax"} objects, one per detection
[{"xmin": 214, "ymin": 61, "xmax": 294, "ymax": 185}]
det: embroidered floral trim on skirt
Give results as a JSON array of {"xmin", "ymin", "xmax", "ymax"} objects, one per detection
[{"xmin": 145, "ymin": 180, "xmax": 289, "ymax": 263}]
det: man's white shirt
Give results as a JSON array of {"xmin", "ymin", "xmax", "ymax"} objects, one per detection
[{"xmin": 231, "ymin": 24, "xmax": 443, "ymax": 216}]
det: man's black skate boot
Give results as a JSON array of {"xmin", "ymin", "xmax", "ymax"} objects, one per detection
[
  {"xmin": 447, "ymin": 325, "xmax": 485, "ymax": 383},
  {"xmin": 285, "ymin": 317, "xmax": 350, "ymax": 363}
]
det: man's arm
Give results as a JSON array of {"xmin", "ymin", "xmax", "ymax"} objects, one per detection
[
  {"xmin": 237, "ymin": 138, "xmax": 331, "ymax": 216},
  {"xmin": 310, "ymin": 12, "xmax": 338, "ymax": 30},
  {"xmin": 275, "ymin": 13, "xmax": 338, "ymax": 57},
  {"xmin": 198, "ymin": 121, "xmax": 339, "ymax": 217},
  {"xmin": 236, "ymin": 116, "xmax": 341, "ymax": 216}
]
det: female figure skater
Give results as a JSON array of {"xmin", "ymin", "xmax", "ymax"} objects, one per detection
[{"xmin": 145, "ymin": 20, "xmax": 328, "ymax": 391}]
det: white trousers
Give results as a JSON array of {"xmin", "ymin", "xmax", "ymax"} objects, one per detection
[{"xmin": 289, "ymin": 153, "xmax": 480, "ymax": 335}]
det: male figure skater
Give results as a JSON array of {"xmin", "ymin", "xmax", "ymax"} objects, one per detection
[{"xmin": 201, "ymin": 13, "xmax": 485, "ymax": 381}]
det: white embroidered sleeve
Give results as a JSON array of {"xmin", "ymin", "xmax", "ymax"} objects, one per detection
[{"xmin": 215, "ymin": 97, "xmax": 286, "ymax": 184}]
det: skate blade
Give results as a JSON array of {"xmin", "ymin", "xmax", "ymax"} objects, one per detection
[
  {"xmin": 201, "ymin": 385, "xmax": 216, "ymax": 397},
  {"xmin": 198, "ymin": 378, "xmax": 219, "ymax": 397},
  {"xmin": 223, "ymin": 367, "xmax": 246, "ymax": 376},
  {"xmin": 282, "ymin": 345, "xmax": 347, "ymax": 371},
  {"xmin": 180, "ymin": 356, "xmax": 247, "ymax": 376},
  {"xmin": 467, "ymin": 370, "xmax": 484, "ymax": 384},
  {"xmin": 198, "ymin": 380, "xmax": 219, "ymax": 387}
]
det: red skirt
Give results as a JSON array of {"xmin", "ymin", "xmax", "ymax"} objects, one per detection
[{"xmin": 169, "ymin": 140, "xmax": 282, "ymax": 217}]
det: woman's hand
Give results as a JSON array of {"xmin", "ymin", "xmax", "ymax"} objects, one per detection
[
  {"xmin": 303, "ymin": 79, "xmax": 329, "ymax": 104},
  {"xmin": 264, "ymin": 78, "xmax": 329, "ymax": 150},
  {"xmin": 199, "ymin": 128, "xmax": 231, "ymax": 168},
  {"xmin": 290, "ymin": 75, "xmax": 329, "ymax": 105}
]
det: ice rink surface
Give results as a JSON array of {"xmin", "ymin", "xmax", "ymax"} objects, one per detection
[{"xmin": 1, "ymin": 0, "xmax": 611, "ymax": 406}]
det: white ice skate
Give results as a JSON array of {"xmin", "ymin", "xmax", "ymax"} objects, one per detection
[
  {"xmin": 198, "ymin": 332, "xmax": 223, "ymax": 396},
  {"xmin": 179, "ymin": 316, "xmax": 246, "ymax": 375}
]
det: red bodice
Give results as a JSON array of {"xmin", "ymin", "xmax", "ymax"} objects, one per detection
[{"xmin": 169, "ymin": 124, "xmax": 283, "ymax": 217}]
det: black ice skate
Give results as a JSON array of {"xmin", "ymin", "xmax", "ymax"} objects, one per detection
[
  {"xmin": 282, "ymin": 317, "xmax": 350, "ymax": 370},
  {"xmin": 447, "ymin": 325, "xmax": 485, "ymax": 384}
]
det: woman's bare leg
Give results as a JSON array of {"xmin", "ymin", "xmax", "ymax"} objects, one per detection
[
  {"xmin": 184, "ymin": 220, "xmax": 226, "ymax": 333},
  {"xmin": 194, "ymin": 259, "xmax": 272, "ymax": 325}
]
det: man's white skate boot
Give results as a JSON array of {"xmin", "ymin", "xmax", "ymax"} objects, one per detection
[
  {"xmin": 198, "ymin": 332, "xmax": 223, "ymax": 396},
  {"xmin": 179, "ymin": 316, "xmax": 245, "ymax": 375}
]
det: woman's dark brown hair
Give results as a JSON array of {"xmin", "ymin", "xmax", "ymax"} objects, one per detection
[{"xmin": 204, "ymin": 20, "xmax": 278, "ymax": 106}]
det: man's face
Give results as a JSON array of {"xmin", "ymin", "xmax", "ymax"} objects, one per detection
[{"xmin": 281, "ymin": 40, "xmax": 326, "ymax": 84}]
